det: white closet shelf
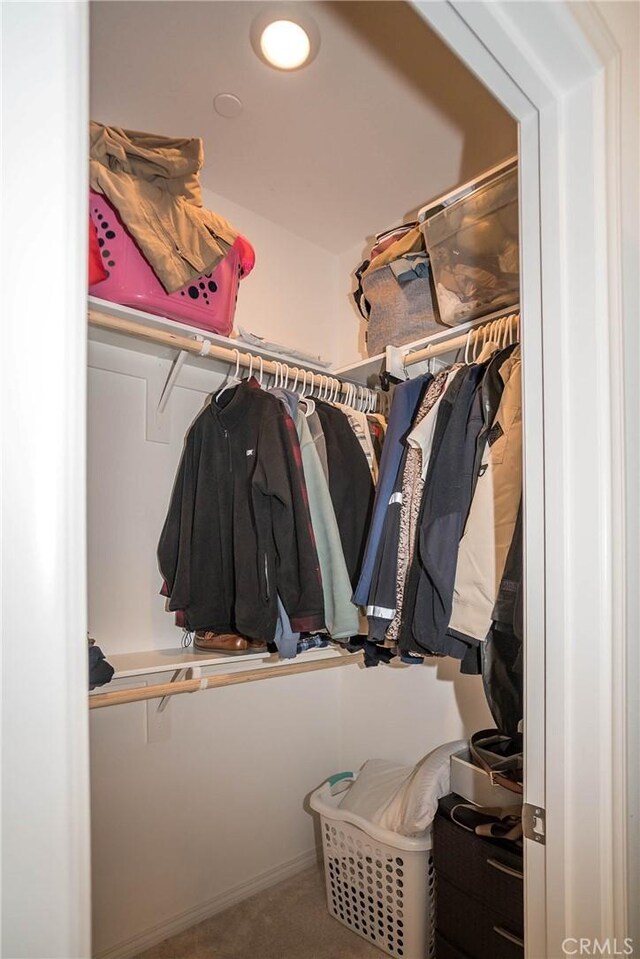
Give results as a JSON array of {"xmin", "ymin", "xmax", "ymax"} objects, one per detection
[
  {"xmin": 89, "ymin": 297, "xmax": 519, "ymax": 389},
  {"xmin": 102, "ymin": 642, "xmax": 355, "ymax": 681},
  {"xmin": 88, "ymin": 297, "xmax": 334, "ymax": 376},
  {"xmin": 334, "ymin": 305, "xmax": 520, "ymax": 385},
  {"xmin": 89, "ymin": 645, "xmax": 363, "ymax": 709}
]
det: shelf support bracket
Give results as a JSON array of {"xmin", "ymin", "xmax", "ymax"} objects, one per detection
[
  {"xmin": 145, "ymin": 349, "xmax": 187, "ymax": 445},
  {"xmin": 156, "ymin": 664, "xmax": 203, "ymax": 713},
  {"xmin": 157, "ymin": 349, "xmax": 189, "ymax": 415}
]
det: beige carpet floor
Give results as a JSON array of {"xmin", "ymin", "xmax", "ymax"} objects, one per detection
[{"xmin": 134, "ymin": 864, "xmax": 386, "ymax": 959}]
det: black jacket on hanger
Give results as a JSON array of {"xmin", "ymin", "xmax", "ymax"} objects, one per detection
[
  {"xmin": 158, "ymin": 379, "xmax": 325, "ymax": 641},
  {"xmin": 411, "ymin": 364, "xmax": 486, "ymax": 654},
  {"xmin": 315, "ymin": 401, "xmax": 375, "ymax": 589}
]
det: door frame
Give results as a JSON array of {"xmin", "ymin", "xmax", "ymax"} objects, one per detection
[
  {"xmin": 412, "ymin": 1, "xmax": 634, "ymax": 955},
  {"xmin": 1, "ymin": 2, "xmax": 635, "ymax": 957}
]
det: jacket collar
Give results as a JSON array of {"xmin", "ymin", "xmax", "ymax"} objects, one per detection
[{"xmin": 210, "ymin": 377, "xmax": 261, "ymax": 426}]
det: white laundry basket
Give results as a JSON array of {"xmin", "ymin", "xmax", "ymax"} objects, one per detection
[{"xmin": 310, "ymin": 776, "xmax": 435, "ymax": 959}]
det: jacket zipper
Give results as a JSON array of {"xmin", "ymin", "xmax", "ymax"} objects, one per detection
[
  {"xmin": 264, "ymin": 553, "xmax": 270, "ymax": 601},
  {"xmin": 223, "ymin": 428, "xmax": 231, "ymax": 472}
]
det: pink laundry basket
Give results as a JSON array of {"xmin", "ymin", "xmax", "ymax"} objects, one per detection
[{"xmin": 89, "ymin": 191, "xmax": 255, "ymax": 335}]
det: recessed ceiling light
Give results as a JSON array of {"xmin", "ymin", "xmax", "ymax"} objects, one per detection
[
  {"xmin": 251, "ymin": 11, "xmax": 320, "ymax": 72},
  {"xmin": 260, "ymin": 20, "xmax": 310, "ymax": 70}
]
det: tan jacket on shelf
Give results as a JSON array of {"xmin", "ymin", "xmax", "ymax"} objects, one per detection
[
  {"xmin": 448, "ymin": 348, "xmax": 522, "ymax": 642},
  {"xmin": 89, "ymin": 122, "xmax": 239, "ymax": 293}
]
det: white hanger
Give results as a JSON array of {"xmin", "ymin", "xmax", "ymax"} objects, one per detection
[
  {"xmin": 215, "ymin": 348, "xmax": 242, "ymax": 400},
  {"xmin": 464, "ymin": 328, "xmax": 474, "ymax": 365},
  {"xmin": 256, "ymin": 354, "xmax": 265, "ymax": 388}
]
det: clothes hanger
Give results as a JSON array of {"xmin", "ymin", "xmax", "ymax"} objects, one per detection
[
  {"xmin": 215, "ymin": 348, "xmax": 242, "ymax": 400},
  {"xmin": 300, "ymin": 371, "xmax": 316, "ymax": 416},
  {"xmin": 464, "ymin": 328, "xmax": 474, "ymax": 365},
  {"xmin": 256, "ymin": 354, "xmax": 265, "ymax": 389}
]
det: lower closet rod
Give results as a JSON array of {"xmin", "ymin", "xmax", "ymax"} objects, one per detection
[
  {"xmin": 89, "ymin": 651, "xmax": 363, "ymax": 709},
  {"xmin": 88, "ymin": 310, "xmax": 359, "ymax": 400}
]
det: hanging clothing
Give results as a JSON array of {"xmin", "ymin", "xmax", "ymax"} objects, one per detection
[
  {"xmin": 158, "ymin": 379, "xmax": 324, "ymax": 641},
  {"xmin": 316, "ymin": 401, "xmax": 375, "ymax": 589},
  {"xmin": 397, "ymin": 367, "xmax": 467, "ymax": 655},
  {"xmin": 336, "ymin": 404, "xmax": 378, "ymax": 482},
  {"xmin": 366, "ymin": 448, "xmax": 407, "ymax": 643},
  {"xmin": 400, "ymin": 364, "xmax": 486, "ymax": 656},
  {"xmin": 294, "ymin": 406, "xmax": 359, "ymax": 639},
  {"xmin": 492, "ymin": 499, "xmax": 524, "ymax": 641},
  {"xmin": 89, "ymin": 122, "xmax": 238, "ymax": 293},
  {"xmin": 448, "ymin": 349, "xmax": 522, "ymax": 642},
  {"xmin": 352, "ymin": 374, "xmax": 430, "ymax": 606},
  {"xmin": 385, "ymin": 368, "xmax": 457, "ymax": 644},
  {"xmin": 307, "ymin": 409, "xmax": 329, "ymax": 484},
  {"xmin": 273, "ymin": 597, "xmax": 300, "ymax": 660}
]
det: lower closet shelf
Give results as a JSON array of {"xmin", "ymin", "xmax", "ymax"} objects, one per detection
[{"xmin": 89, "ymin": 645, "xmax": 362, "ymax": 709}]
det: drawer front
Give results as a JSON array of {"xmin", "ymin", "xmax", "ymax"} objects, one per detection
[
  {"xmin": 436, "ymin": 931, "xmax": 471, "ymax": 959},
  {"xmin": 433, "ymin": 813, "xmax": 523, "ymax": 925},
  {"xmin": 436, "ymin": 875, "xmax": 524, "ymax": 959}
]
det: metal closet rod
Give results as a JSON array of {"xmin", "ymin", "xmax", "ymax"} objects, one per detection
[
  {"xmin": 88, "ymin": 310, "xmax": 375, "ymax": 403},
  {"xmin": 89, "ymin": 651, "xmax": 363, "ymax": 710},
  {"xmin": 403, "ymin": 309, "xmax": 520, "ymax": 368}
]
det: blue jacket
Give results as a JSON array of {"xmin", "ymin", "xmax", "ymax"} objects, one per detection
[{"xmin": 352, "ymin": 374, "xmax": 430, "ymax": 606}]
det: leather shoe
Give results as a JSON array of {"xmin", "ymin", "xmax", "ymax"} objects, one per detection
[{"xmin": 194, "ymin": 631, "xmax": 267, "ymax": 654}]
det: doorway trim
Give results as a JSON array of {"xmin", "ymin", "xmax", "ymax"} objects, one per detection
[
  {"xmin": 412, "ymin": 1, "xmax": 631, "ymax": 955},
  {"xmin": 1, "ymin": 2, "xmax": 634, "ymax": 956}
]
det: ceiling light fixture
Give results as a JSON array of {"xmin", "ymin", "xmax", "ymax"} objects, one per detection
[
  {"xmin": 261, "ymin": 20, "xmax": 310, "ymax": 70},
  {"xmin": 251, "ymin": 10, "xmax": 320, "ymax": 72}
]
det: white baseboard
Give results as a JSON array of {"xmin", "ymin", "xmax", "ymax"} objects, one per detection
[{"xmin": 94, "ymin": 847, "xmax": 320, "ymax": 959}]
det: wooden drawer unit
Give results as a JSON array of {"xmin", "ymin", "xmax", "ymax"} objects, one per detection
[{"xmin": 433, "ymin": 798, "xmax": 524, "ymax": 959}]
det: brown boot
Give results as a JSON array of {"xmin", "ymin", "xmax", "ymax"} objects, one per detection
[{"xmin": 194, "ymin": 631, "xmax": 267, "ymax": 654}]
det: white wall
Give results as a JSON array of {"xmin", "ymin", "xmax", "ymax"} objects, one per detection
[
  {"xmin": 203, "ymin": 188, "xmax": 345, "ymax": 366},
  {"xmin": 335, "ymin": 240, "xmax": 370, "ymax": 368},
  {"xmin": 339, "ymin": 661, "xmax": 491, "ymax": 772},
  {"xmin": 90, "ymin": 671, "xmax": 342, "ymax": 958}
]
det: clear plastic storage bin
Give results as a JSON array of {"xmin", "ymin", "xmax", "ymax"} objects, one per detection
[
  {"xmin": 421, "ymin": 167, "xmax": 519, "ymax": 326},
  {"xmin": 310, "ymin": 777, "xmax": 435, "ymax": 959}
]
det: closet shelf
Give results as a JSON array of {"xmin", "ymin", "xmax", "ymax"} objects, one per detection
[
  {"xmin": 89, "ymin": 646, "xmax": 363, "ymax": 709},
  {"xmin": 102, "ymin": 643, "xmax": 353, "ymax": 680},
  {"xmin": 89, "ymin": 297, "xmax": 335, "ymax": 376},
  {"xmin": 334, "ymin": 304, "xmax": 520, "ymax": 385}
]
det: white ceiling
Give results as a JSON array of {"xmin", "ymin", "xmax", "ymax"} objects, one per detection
[{"xmin": 90, "ymin": 1, "xmax": 516, "ymax": 254}]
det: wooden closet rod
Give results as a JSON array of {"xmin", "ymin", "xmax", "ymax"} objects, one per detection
[
  {"xmin": 88, "ymin": 310, "xmax": 366, "ymax": 400},
  {"xmin": 404, "ymin": 310, "xmax": 520, "ymax": 368},
  {"xmin": 89, "ymin": 651, "xmax": 363, "ymax": 709}
]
